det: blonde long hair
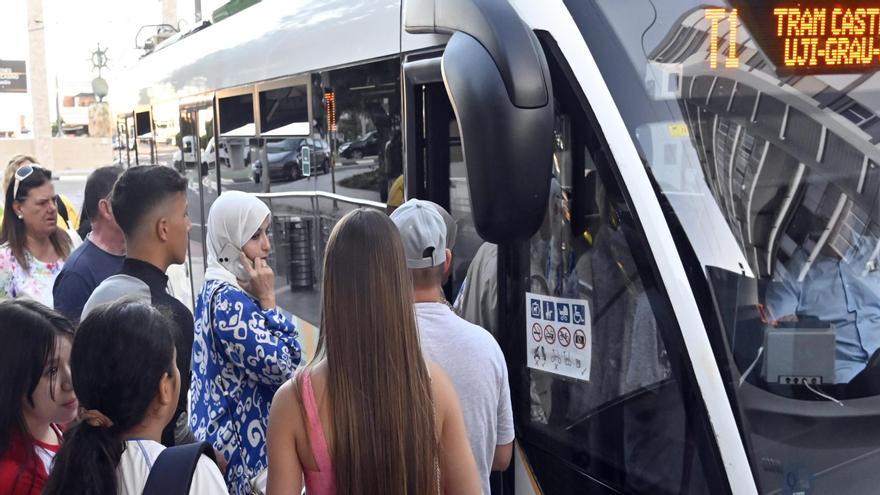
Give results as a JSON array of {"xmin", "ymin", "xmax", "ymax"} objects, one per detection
[
  {"xmin": 3, "ymin": 154, "xmax": 36, "ymax": 194},
  {"xmin": 305, "ymin": 208, "xmax": 438, "ymax": 494}
]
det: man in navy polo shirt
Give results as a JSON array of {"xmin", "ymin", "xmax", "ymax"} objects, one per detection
[{"xmin": 53, "ymin": 166, "xmax": 125, "ymax": 322}]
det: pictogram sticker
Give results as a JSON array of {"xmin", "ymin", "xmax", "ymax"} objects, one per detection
[
  {"xmin": 525, "ymin": 292, "xmax": 591, "ymax": 381},
  {"xmin": 558, "ymin": 327, "xmax": 571, "ymax": 347},
  {"xmin": 531, "ymin": 323, "xmax": 542, "ymax": 342}
]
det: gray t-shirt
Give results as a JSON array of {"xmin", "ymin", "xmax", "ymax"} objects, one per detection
[
  {"xmin": 415, "ymin": 302, "xmax": 514, "ymax": 495},
  {"xmin": 81, "ymin": 274, "xmax": 151, "ymax": 320}
]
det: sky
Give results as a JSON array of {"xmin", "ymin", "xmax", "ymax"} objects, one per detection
[{"xmin": 0, "ymin": 0, "xmax": 225, "ymax": 132}]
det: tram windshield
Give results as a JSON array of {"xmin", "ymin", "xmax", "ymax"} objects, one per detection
[{"xmin": 569, "ymin": 0, "xmax": 880, "ymax": 491}]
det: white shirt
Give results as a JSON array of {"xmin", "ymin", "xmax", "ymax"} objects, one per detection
[
  {"xmin": 415, "ymin": 302, "xmax": 514, "ymax": 495},
  {"xmin": 117, "ymin": 439, "xmax": 229, "ymax": 495}
]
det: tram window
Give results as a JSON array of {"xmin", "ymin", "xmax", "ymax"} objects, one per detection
[
  {"xmin": 518, "ymin": 37, "xmax": 719, "ymax": 492},
  {"xmin": 259, "ymin": 84, "xmax": 308, "ymax": 134},
  {"xmin": 571, "ymin": 0, "xmax": 880, "ymax": 491},
  {"xmin": 447, "ymin": 115, "xmax": 479, "ymax": 298},
  {"xmin": 125, "ymin": 114, "xmax": 137, "ymax": 167},
  {"xmin": 115, "ymin": 117, "xmax": 131, "ymax": 167},
  {"xmin": 135, "ymin": 110, "xmax": 154, "ymax": 165},
  {"xmin": 153, "ymin": 102, "xmax": 180, "ymax": 170},
  {"xmin": 260, "ymin": 60, "xmax": 402, "ymax": 327},
  {"xmin": 217, "ymin": 92, "xmax": 257, "ymax": 194}
]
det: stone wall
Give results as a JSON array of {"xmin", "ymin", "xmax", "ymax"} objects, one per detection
[{"xmin": 0, "ymin": 138, "xmax": 113, "ymax": 170}]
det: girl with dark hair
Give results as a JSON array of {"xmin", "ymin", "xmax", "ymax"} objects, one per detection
[
  {"xmin": 43, "ymin": 301, "xmax": 227, "ymax": 495},
  {"xmin": 0, "ymin": 299, "xmax": 77, "ymax": 495},
  {"xmin": 266, "ymin": 208, "xmax": 480, "ymax": 495},
  {"xmin": 0, "ymin": 165, "xmax": 73, "ymax": 306}
]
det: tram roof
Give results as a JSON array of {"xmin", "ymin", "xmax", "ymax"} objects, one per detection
[{"xmin": 116, "ymin": 0, "xmax": 445, "ymax": 110}]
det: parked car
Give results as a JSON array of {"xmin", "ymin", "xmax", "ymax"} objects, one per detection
[
  {"xmin": 339, "ymin": 130, "xmax": 380, "ymax": 159},
  {"xmin": 251, "ymin": 137, "xmax": 330, "ymax": 183},
  {"xmin": 174, "ymin": 136, "xmax": 231, "ymax": 176}
]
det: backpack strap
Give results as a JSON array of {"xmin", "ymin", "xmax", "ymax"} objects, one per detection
[
  {"xmin": 55, "ymin": 195, "xmax": 69, "ymax": 225},
  {"xmin": 142, "ymin": 441, "xmax": 217, "ymax": 495}
]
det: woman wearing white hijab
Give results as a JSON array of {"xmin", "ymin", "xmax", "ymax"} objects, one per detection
[{"xmin": 189, "ymin": 191, "xmax": 302, "ymax": 495}]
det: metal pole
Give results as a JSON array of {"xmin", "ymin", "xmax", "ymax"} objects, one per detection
[
  {"xmin": 330, "ymin": 130, "xmax": 338, "ymax": 210},
  {"xmin": 194, "ymin": 0, "xmax": 202, "ymax": 23},
  {"xmin": 311, "ymin": 195, "xmax": 320, "ymax": 287},
  {"xmin": 54, "ymin": 75, "xmax": 61, "ymax": 137}
]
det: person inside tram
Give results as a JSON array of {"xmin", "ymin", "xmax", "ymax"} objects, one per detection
[
  {"xmin": 766, "ymin": 199, "xmax": 880, "ymax": 385},
  {"xmin": 43, "ymin": 301, "xmax": 228, "ymax": 495},
  {"xmin": 52, "ymin": 166, "xmax": 125, "ymax": 322},
  {"xmin": 1, "ymin": 155, "xmax": 80, "ymax": 240},
  {"xmin": 0, "ymin": 165, "xmax": 73, "ymax": 306},
  {"xmin": 190, "ymin": 190, "xmax": 302, "ymax": 495},
  {"xmin": 267, "ymin": 208, "xmax": 480, "ymax": 495},
  {"xmin": 82, "ymin": 166, "xmax": 195, "ymax": 447},
  {"xmin": 0, "ymin": 300, "xmax": 76, "ymax": 495},
  {"xmin": 391, "ymin": 199, "xmax": 514, "ymax": 494}
]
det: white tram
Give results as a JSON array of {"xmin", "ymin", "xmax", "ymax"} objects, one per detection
[{"xmin": 117, "ymin": 0, "xmax": 880, "ymax": 492}]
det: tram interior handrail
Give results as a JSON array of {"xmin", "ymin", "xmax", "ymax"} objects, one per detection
[{"xmin": 254, "ymin": 190, "xmax": 387, "ymax": 209}]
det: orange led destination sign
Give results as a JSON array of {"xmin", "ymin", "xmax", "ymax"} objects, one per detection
[
  {"xmin": 774, "ymin": 7, "xmax": 880, "ymax": 68},
  {"xmin": 707, "ymin": 2, "xmax": 880, "ymax": 74}
]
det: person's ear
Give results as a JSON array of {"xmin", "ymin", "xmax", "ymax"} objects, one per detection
[
  {"xmin": 97, "ymin": 198, "xmax": 112, "ymax": 220},
  {"xmin": 444, "ymin": 249, "xmax": 453, "ymax": 278},
  {"xmin": 156, "ymin": 217, "xmax": 170, "ymax": 242},
  {"xmin": 157, "ymin": 372, "xmax": 175, "ymax": 407},
  {"xmin": 12, "ymin": 200, "xmax": 22, "ymax": 218}
]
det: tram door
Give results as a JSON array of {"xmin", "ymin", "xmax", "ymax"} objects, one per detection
[
  {"xmin": 178, "ymin": 103, "xmax": 214, "ymax": 307},
  {"xmin": 403, "ymin": 39, "xmax": 731, "ymax": 492},
  {"xmin": 403, "ymin": 53, "xmax": 509, "ymax": 493},
  {"xmin": 403, "ymin": 56, "xmax": 480, "ymax": 301}
]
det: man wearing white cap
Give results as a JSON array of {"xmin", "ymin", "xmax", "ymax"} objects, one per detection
[{"xmin": 390, "ymin": 199, "xmax": 514, "ymax": 494}]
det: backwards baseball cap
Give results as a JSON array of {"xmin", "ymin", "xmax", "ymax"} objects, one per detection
[
  {"xmin": 390, "ymin": 198, "xmax": 447, "ymax": 269},
  {"xmin": 422, "ymin": 200, "xmax": 457, "ymax": 251}
]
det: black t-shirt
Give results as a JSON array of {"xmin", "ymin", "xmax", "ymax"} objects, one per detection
[{"xmin": 85, "ymin": 257, "xmax": 195, "ymax": 446}]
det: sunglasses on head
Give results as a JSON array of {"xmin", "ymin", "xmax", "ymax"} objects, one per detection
[{"xmin": 12, "ymin": 164, "xmax": 40, "ymax": 200}]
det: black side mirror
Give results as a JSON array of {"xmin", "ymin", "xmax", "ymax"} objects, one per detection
[
  {"xmin": 406, "ymin": 0, "xmax": 554, "ymax": 242},
  {"xmin": 442, "ymin": 31, "xmax": 553, "ymax": 242}
]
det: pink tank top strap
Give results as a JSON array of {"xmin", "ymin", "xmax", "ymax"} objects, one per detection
[{"xmin": 301, "ymin": 371, "xmax": 335, "ymax": 494}]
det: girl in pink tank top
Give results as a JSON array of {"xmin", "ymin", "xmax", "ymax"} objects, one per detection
[
  {"xmin": 300, "ymin": 372, "xmax": 334, "ymax": 494},
  {"xmin": 265, "ymin": 208, "xmax": 480, "ymax": 495}
]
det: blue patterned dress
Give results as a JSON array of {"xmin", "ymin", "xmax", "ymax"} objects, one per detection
[{"xmin": 190, "ymin": 279, "xmax": 302, "ymax": 494}]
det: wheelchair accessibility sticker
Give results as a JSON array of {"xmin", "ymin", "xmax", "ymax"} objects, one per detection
[{"xmin": 526, "ymin": 292, "xmax": 591, "ymax": 381}]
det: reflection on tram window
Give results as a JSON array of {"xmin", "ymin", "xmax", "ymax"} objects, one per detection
[
  {"xmin": 572, "ymin": 0, "xmax": 880, "ymax": 491},
  {"xmin": 259, "ymin": 59, "xmax": 402, "ymax": 328},
  {"xmin": 135, "ymin": 110, "xmax": 154, "ymax": 165},
  {"xmin": 260, "ymin": 84, "xmax": 308, "ymax": 134},
  {"xmin": 447, "ymin": 116, "xmax": 479, "ymax": 299},
  {"xmin": 153, "ymin": 102, "xmax": 180, "ymax": 170},
  {"xmin": 124, "ymin": 114, "xmax": 137, "ymax": 167},
  {"xmin": 523, "ymin": 56, "xmax": 713, "ymax": 488}
]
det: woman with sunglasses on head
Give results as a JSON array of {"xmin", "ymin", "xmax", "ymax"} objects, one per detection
[
  {"xmin": 2, "ymin": 155, "xmax": 79, "ymax": 234},
  {"xmin": 0, "ymin": 299, "xmax": 77, "ymax": 495},
  {"xmin": 0, "ymin": 165, "xmax": 73, "ymax": 306}
]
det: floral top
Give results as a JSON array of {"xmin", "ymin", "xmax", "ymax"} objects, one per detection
[
  {"xmin": 0, "ymin": 244, "xmax": 64, "ymax": 307},
  {"xmin": 190, "ymin": 279, "xmax": 302, "ymax": 495}
]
